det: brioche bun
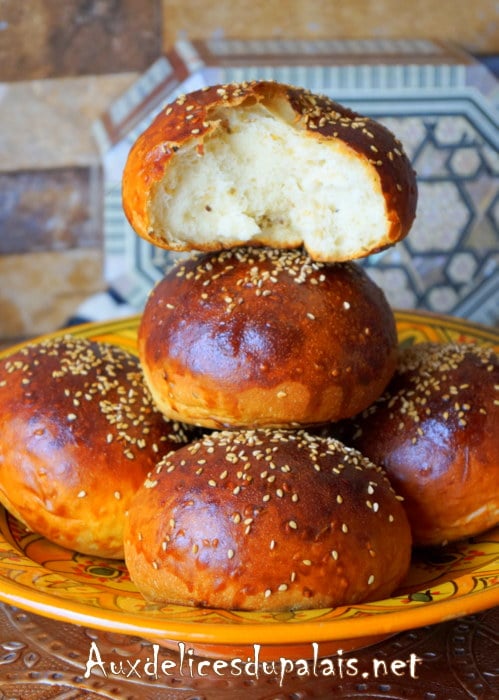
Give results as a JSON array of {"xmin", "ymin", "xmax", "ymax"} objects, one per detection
[
  {"xmin": 122, "ymin": 80, "xmax": 417, "ymax": 262},
  {"xmin": 339, "ymin": 342, "xmax": 499, "ymax": 547},
  {"xmin": 124, "ymin": 429, "xmax": 412, "ymax": 611},
  {"xmin": 138, "ymin": 247, "xmax": 398, "ymax": 429},
  {"xmin": 0, "ymin": 335, "xmax": 194, "ymax": 558}
]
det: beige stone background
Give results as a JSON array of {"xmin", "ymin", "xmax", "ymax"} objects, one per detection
[
  {"xmin": 163, "ymin": 1, "xmax": 498, "ymax": 53},
  {"xmin": 0, "ymin": 0, "xmax": 497, "ymax": 347}
]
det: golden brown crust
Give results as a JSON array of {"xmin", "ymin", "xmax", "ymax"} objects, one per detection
[
  {"xmin": 138, "ymin": 248, "xmax": 399, "ymax": 429},
  {"xmin": 122, "ymin": 80, "xmax": 417, "ymax": 260},
  {"xmin": 0, "ymin": 335, "xmax": 195, "ymax": 558},
  {"xmin": 123, "ymin": 429, "xmax": 412, "ymax": 611},
  {"xmin": 337, "ymin": 342, "xmax": 499, "ymax": 546}
]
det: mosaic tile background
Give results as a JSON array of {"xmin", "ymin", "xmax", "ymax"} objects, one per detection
[{"xmin": 89, "ymin": 39, "xmax": 498, "ymax": 326}]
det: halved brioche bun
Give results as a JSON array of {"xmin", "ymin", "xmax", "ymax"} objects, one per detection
[
  {"xmin": 124, "ymin": 429, "xmax": 412, "ymax": 611},
  {"xmin": 0, "ymin": 335, "xmax": 195, "ymax": 558},
  {"xmin": 138, "ymin": 247, "xmax": 399, "ymax": 429},
  {"xmin": 122, "ymin": 80, "xmax": 417, "ymax": 262}
]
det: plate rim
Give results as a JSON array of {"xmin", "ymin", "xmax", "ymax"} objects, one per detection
[{"xmin": 0, "ymin": 540, "xmax": 498, "ymax": 645}]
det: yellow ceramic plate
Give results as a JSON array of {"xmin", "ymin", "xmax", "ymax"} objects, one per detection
[{"xmin": 0, "ymin": 311, "xmax": 498, "ymax": 660}]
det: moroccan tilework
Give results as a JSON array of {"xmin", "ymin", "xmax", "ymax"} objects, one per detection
[{"xmin": 92, "ymin": 39, "xmax": 498, "ymax": 325}]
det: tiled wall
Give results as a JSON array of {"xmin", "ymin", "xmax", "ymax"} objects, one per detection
[{"xmin": 0, "ymin": 1, "xmax": 497, "ymax": 346}]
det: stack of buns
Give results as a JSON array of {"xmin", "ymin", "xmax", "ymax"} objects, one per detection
[
  {"xmin": 121, "ymin": 80, "xmax": 422, "ymax": 610},
  {"xmin": 1, "ymin": 81, "xmax": 496, "ymax": 614},
  {"xmin": 124, "ymin": 80, "xmax": 418, "ymax": 432}
]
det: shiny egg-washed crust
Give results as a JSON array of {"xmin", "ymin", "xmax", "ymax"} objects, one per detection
[
  {"xmin": 138, "ymin": 248, "xmax": 399, "ymax": 429},
  {"xmin": 336, "ymin": 342, "xmax": 499, "ymax": 547},
  {"xmin": 124, "ymin": 429, "xmax": 412, "ymax": 611},
  {"xmin": 122, "ymin": 80, "xmax": 417, "ymax": 261},
  {"xmin": 0, "ymin": 336, "xmax": 195, "ymax": 559}
]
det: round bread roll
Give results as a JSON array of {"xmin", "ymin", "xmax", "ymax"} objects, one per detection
[
  {"xmin": 138, "ymin": 247, "xmax": 398, "ymax": 429},
  {"xmin": 122, "ymin": 80, "xmax": 417, "ymax": 262},
  {"xmin": 0, "ymin": 335, "xmax": 195, "ymax": 558},
  {"xmin": 338, "ymin": 342, "xmax": 499, "ymax": 547},
  {"xmin": 124, "ymin": 429, "xmax": 412, "ymax": 611}
]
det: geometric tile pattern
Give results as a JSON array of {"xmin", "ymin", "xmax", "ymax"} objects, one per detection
[
  {"xmin": 92, "ymin": 39, "xmax": 499, "ymax": 326},
  {"xmin": 362, "ymin": 109, "xmax": 499, "ymax": 325}
]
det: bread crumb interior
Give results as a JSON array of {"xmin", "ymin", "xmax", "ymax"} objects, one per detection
[{"xmin": 152, "ymin": 103, "xmax": 387, "ymax": 259}]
